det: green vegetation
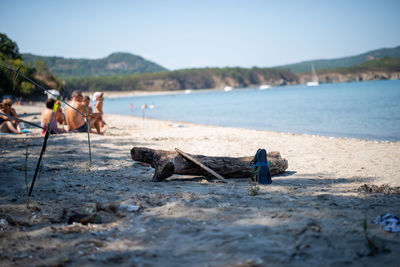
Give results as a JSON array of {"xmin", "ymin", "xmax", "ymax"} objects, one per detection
[
  {"xmin": 248, "ymin": 167, "xmax": 261, "ymax": 196},
  {"xmin": 0, "ymin": 33, "xmax": 63, "ymax": 99},
  {"xmin": 347, "ymin": 57, "xmax": 400, "ymax": 72},
  {"xmin": 66, "ymin": 57, "xmax": 400, "ymax": 92},
  {"xmin": 22, "ymin": 52, "xmax": 168, "ymax": 78},
  {"xmin": 0, "ymin": 33, "xmax": 35, "ymax": 97},
  {"xmin": 65, "ymin": 67, "xmax": 297, "ymax": 92},
  {"xmin": 318, "ymin": 57, "xmax": 400, "ymax": 74},
  {"xmin": 276, "ymin": 46, "xmax": 400, "ymax": 73}
]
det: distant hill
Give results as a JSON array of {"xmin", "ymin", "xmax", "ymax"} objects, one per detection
[
  {"xmin": 22, "ymin": 52, "xmax": 168, "ymax": 78},
  {"xmin": 322, "ymin": 57, "xmax": 400, "ymax": 74},
  {"xmin": 276, "ymin": 45, "xmax": 400, "ymax": 73},
  {"xmin": 297, "ymin": 57, "xmax": 400, "ymax": 84},
  {"xmin": 66, "ymin": 67, "xmax": 298, "ymax": 92}
]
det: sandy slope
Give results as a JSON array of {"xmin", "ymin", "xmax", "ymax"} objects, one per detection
[{"xmin": 0, "ymin": 103, "xmax": 399, "ymax": 266}]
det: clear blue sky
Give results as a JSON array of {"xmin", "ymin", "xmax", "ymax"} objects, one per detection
[{"xmin": 1, "ymin": 0, "xmax": 399, "ymax": 70}]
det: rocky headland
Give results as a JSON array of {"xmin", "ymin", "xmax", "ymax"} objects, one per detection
[{"xmin": 298, "ymin": 70, "xmax": 400, "ymax": 84}]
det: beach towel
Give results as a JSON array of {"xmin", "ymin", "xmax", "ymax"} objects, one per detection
[{"xmin": 372, "ymin": 213, "xmax": 400, "ymax": 233}]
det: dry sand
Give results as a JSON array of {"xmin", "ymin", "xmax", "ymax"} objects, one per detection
[{"xmin": 1, "ymin": 102, "xmax": 399, "ymax": 266}]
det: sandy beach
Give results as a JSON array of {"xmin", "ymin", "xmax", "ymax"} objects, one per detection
[{"xmin": 1, "ymin": 102, "xmax": 400, "ymax": 266}]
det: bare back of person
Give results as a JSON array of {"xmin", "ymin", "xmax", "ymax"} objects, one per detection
[
  {"xmin": 65, "ymin": 99, "xmax": 86, "ymax": 131},
  {"xmin": 41, "ymin": 108, "xmax": 63, "ymax": 126},
  {"xmin": 65, "ymin": 90, "xmax": 103, "ymax": 134},
  {"xmin": 94, "ymin": 100, "xmax": 103, "ymax": 114},
  {"xmin": 41, "ymin": 99, "xmax": 65, "ymax": 134}
]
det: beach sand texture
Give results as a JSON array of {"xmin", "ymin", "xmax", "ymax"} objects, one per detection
[{"xmin": 1, "ymin": 103, "xmax": 400, "ymax": 266}]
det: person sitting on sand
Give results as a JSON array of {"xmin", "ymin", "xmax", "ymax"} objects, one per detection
[
  {"xmin": 93, "ymin": 92, "xmax": 107, "ymax": 130},
  {"xmin": 41, "ymin": 98, "xmax": 66, "ymax": 134},
  {"xmin": 83, "ymin": 96, "xmax": 94, "ymax": 115},
  {"xmin": 83, "ymin": 95, "xmax": 105, "ymax": 133},
  {"xmin": 65, "ymin": 90, "xmax": 103, "ymax": 134},
  {"xmin": 93, "ymin": 92, "xmax": 104, "ymax": 113},
  {"xmin": 0, "ymin": 98, "xmax": 22, "ymax": 134}
]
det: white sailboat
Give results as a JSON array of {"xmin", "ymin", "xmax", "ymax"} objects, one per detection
[
  {"xmin": 258, "ymin": 84, "xmax": 271, "ymax": 90},
  {"xmin": 306, "ymin": 64, "xmax": 319, "ymax": 86},
  {"xmin": 223, "ymin": 86, "xmax": 233, "ymax": 92}
]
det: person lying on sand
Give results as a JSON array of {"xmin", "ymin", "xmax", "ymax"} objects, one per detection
[
  {"xmin": 65, "ymin": 90, "xmax": 103, "ymax": 134},
  {"xmin": 93, "ymin": 92, "xmax": 107, "ymax": 130},
  {"xmin": 41, "ymin": 98, "xmax": 66, "ymax": 134},
  {"xmin": 0, "ymin": 98, "xmax": 22, "ymax": 134}
]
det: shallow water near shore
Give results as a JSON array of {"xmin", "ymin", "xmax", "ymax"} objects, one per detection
[{"xmin": 104, "ymin": 80, "xmax": 400, "ymax": 141}]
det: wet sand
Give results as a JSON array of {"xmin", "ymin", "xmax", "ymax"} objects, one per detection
[{"xmin": 1, "ymin": 103, "xmax": 399, "ymax": 266}]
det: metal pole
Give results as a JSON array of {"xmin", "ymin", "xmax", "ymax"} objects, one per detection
[
  {"xmin": 85, "ymin": 106, "xmax": 92, "ymax": 166},
  {"xmin": 0, "ymin": 60, "xmax": 86, "ymax": 117},
  {"xmin": 28, "ymin": 112, "xmax": 55, "ymax": 196},
  {"xmin": 0, "ymin": 112, "xmax": 44, "ymax": 130}
]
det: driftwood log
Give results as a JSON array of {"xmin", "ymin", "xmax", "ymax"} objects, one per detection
[{"xmin": 131, "ymin": 147, "xmax": 288, "ymax": 182}]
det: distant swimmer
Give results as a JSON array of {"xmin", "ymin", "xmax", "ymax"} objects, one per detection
[
  {"xmin": 141, "ymin": 104, "xmax": 147, "ymax": 119},
  {"xmin": 149, "ymin": 103, "xmax": 155, "ymax": 109}
]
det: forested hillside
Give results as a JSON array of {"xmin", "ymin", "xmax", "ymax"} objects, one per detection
[
  {"xmin": 66, "ymin": 67, "xmax": 298, "ymax": 92},
  {"xmin": 22, "ymin": 52, "xmax": 168, "ymax": 78},
  {"xmin": 0, "ymin": 33, "xmax": 63, "ymax": 99},
  {"xmin": 298, "ymin": 57, "xmax": 400, "ymax": 84},
  {"xmin": 276, "ymin": 46, "xmax": 400, "ymax": 73},
  {"xmin": 68, "ymin": 57, "xmax": 400, "ymax": 92},
  {"xmin": 328, "ymin": 57, "xmax": 400, "ymax": 73}
]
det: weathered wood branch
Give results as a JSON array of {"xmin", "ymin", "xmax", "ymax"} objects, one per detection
[
  {"xmin": 131, "ymin": 147, "xmax": 288, "ymax": 182},
  {"xmin": 175, "ymin": 148, "xmax": 227, "ymax": 183}
]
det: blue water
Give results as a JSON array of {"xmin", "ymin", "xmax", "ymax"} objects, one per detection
[{"xmin": 104, "ymin": 80, "xmax": 400, "ymax": 141}]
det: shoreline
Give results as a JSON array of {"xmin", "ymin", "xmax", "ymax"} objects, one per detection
[
  {"xmin": 102, "ymin": 88, "xmax": 218, "ymax": 98},
  {"xmin": 92, "ymin": 79, "xmax": 400, "ymax": 99},
  {"xmin": 99, "ymin": 80, "xmax": 400, "ymax": 143},
  {"xmin": 13, "ymin": 102, "xmax": 400, "ymax": 143},
  {"xmin": 101, "ymin": 86, "xmax": 271, "ymax": 98},
  {"xmin": 7, "ymin": 103, "xmax": 400, "ymax": 186},
  {"xmin": 106, "ymin": 111, "xmax": 400, "ymax": 143}
]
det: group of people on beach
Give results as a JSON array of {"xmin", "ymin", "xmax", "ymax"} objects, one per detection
[{"xmin": 0, "ymin": 90, "xmax": 107, "ymax": 135}]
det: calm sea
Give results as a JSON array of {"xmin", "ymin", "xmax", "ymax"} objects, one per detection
[{"xmin": 103, "ymin": 80, "xmax": 400, "ymax": 141}]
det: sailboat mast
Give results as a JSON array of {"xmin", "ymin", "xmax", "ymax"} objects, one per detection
[
  {"xmin": 311, "ymin": 64, "xmax": 317, "ymax": 82},
  {"xmin": 306, "ymin": 64, "xmax": 319, "ymax": 86}
]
